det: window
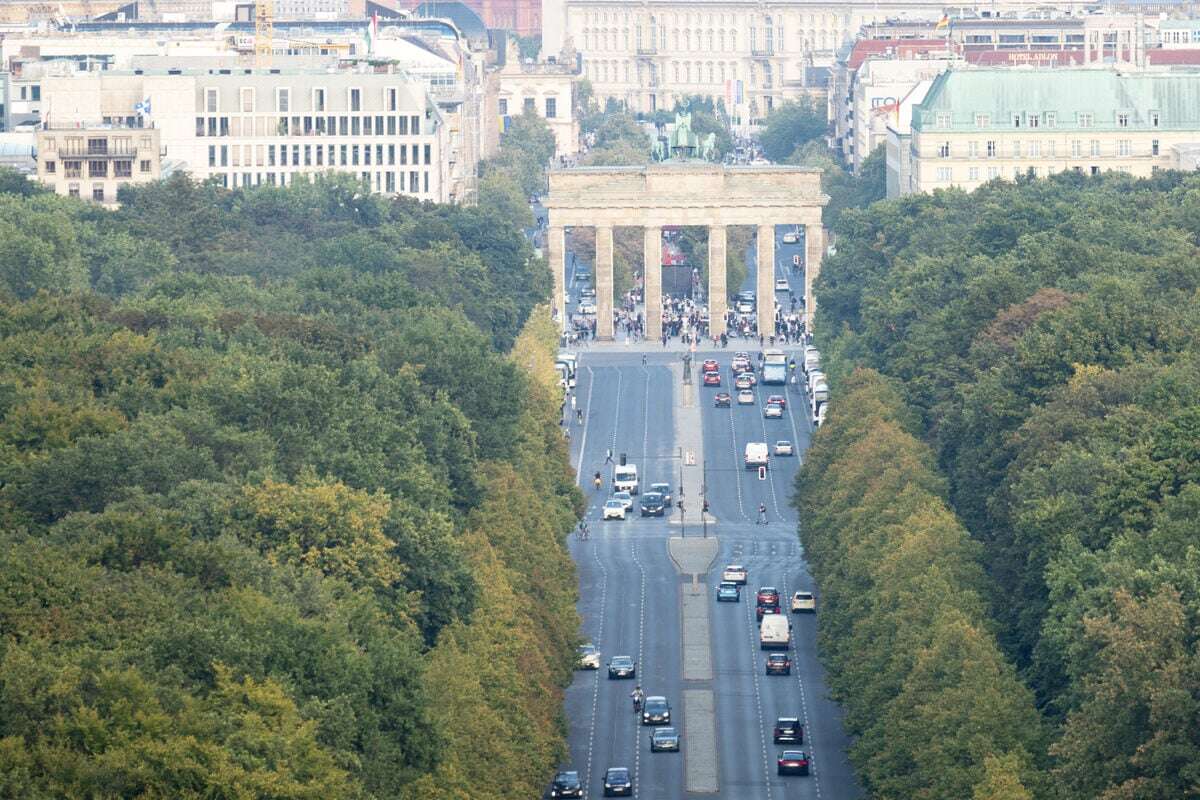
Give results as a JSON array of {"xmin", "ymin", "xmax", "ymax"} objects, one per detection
[
  {"xmin": 136, "ymin": 158, "xmax": 149, "ymax": 174},
  {"xmin": 1011, "ymin": 141, "xmax": 1021, "ymax": 158},
  {"xmin": 114, "ymin": 160, "xmax": 132, "ymax": 177},
  {"xmin": 45, "ymin": 160, "xmax": 56, "ymax": 173},
  {"xmin": 314, "ymin": 87, "xmax": 327, "ymax": 112},
  {"xmin": 424, "ymin": 144, "xmax": 431, "ymax": 165},
  {"xmin": 1028, "ymin": 141, "xmax": 1040, "ymax": 157},
  {"xmin": 364, "ymin": 116, "xmax": 373, "ymax": 136},
  {"xmin": 1071, "ymin": 140, "xmax": 1082, "ymax": 157},
  {"xmin": 1117, "ymin": 113, "xmax": 1129, "ymax": 128},
  {"xmin": 546, "ymin": 97, "xmax": 557, "ymax": 118},
  {"xmin": 410, "ymin": 170, "xmax": 419, "ymax": 192},
  {"xmin": 206, "ymin": 88, "xmax": 218, "ymax": 113},
  {"xmin": 1047, "ymin": 140, "xmax": 1056, "ymax": 157},
  {"xmin": 92, "ymin": 184, "xmax": 105, "ymax": 202},
  {"xmin": 351, "ymin": 117, "xmax": 360, "ymax": 136},
  {"xmin": 524, "ymin": 97, "xmax": 536, "ymax": 113},
  {"xmin": 968, "ymin": 166, "xmax": 980, "ymax": 181},
  {"xmin": 349, "ymin": 88, "xmax": 362, "ymax": 112},
  {"xmin": 1078, "ymin": 112, "xmax": 1093, "ymax": 128},
  {"xmin": 498, "ymin": 98, "xmax": 508, "ymax": 116},
  {"xmin": 1152, "ymin": 139, "xmax": 1160, "ymax": 156},
  {"xmin": 339, "ymin": 116, "xmax": 348, "ymax": 136},
  {"xmin": 412, "ymin": 116, "xmax": 420, "ymax": 135},
  {"xmin": 975, "ymin": 113, "xmax": 991, "ymax": 128},
  {"xmin": 936, "ymin": 166, "xmax": 952, "ymax": 182},
  {"xmin": 1045, "ymin": 112, "xmax": 1056, "ymax": 128},
  {"xmin": 937, "ymin": 141, "xmax": 951, "ymax": 158},
  {"xmin": 1091, "ymin": 165, "xmax": 1100, "ymax": 176},
  {"xmin": 68, "ymin": 183, "xmax": 80, "ymax": 198},
  {"xmin": 1151, "ymin": 111, "xmax": 1160, "ymax": 127},
  {"xmin": 987, "ymin": 166, "xmax": 999, "ymax": 179},
  {"xmin": 1012, "ymin": 113, "xmax": 1022, "ymax": 128},
  {"xmin": 64, "ymin": 160, "xmax": 82, "ymax": 178},
  {"xmin": 968, "ymin": 141, "xmax": 979, "ymax": 157},
  {"xmin": 277, "ymin": 88, "xmax": 290, "ymax": 113},
  {"xmin": 1028, "ymin": 113, "xmax": 1039, "ymax": 129},
  {"xmin": 985, "ymin": 140, "xmax": 998, "ymax": 158},
  {"xmin": 935, "ymin": 112, "xmax": 952, "ymax": 128},
  {"xmin": 1090, "ymin": 140, "xmax": 1101, "ymax": 157},
  {"xmin": 88, "ymin": 160, "xmax": 107, "ymax": 178},
  {"xmin": 209, "ymin": 146, "xmax": 217, "ymax": 167},
  {"xmin": 1118, "ymin": 140, "xmax": 1131, "ymax": 156},
  {"xmin": 241, "ymin": 87, "xmax": 255, "ymax": 112}
]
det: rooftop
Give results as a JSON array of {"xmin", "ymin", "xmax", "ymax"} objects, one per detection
[
  {"xmin": 914, "ymin": 68, "xmax": 1200, "ymax": 131},
  {"xmin": 843, "ymin": 38, "xmax": 952, "ymax": 71}
]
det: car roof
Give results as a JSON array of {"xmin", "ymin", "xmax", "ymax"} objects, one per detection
[
  {"xmin": 795, "ymin": 590, "xmax": 813, "ymax": 596},
  {"xmin": 610, "ymin": 654, "xmax": 633, "ymax": 661},
  {"xmin": 780, "ymin": 750, "xmax": 807, "ymax": 757},
  {"xmin": 605, "ymin": 499, "xmax": 623, "ymax": 505},
  {"xmin": 646, "ymin": 695, "xmax": 667, "ymax": 702},
  {"xmin": 768, "ymin": 652, "xmax": 789, "ymax": 659},
  {"xmin": 556, "ymin": 771, "xmax": 580, "ymax": 779},
  {"xmin": 759, "ymin": 586, "xmax": 778, "ymax": 591},
  {"xmin": 653, "ymin": 727, "xmax": 677, "ymax": 735},
  {"xmin": 725, "ymin": 564, "xmax": 744, "ymax": 569}
]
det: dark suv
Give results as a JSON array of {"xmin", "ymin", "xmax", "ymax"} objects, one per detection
[
  {"xmin": 773, "ymin": 717, "xmax": 804, "ymax": 744},
  {"xmin": 550, "ymin": 770, "xmax": 583, "ymax": 798},
  {"xmin": 639, "ymin": 492, "xmax": 666, "ymax": 517},
  {"xmin": 766, "ymin": 653, "xmax": 792, "ymax": 675}
]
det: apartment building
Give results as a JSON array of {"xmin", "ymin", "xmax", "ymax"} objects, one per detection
[
  {"xmin": 38, "ymin": 68, "xmax": 450, "ymax": 201},
  {"xmin": 35, "ymin": 126, "xmax": 162, "ymax": 205},
  {"xmin": 493, "ymin": 39, "xmax": 579, "ymax": 157},
  {"xmin": 901, "ymin": 68, "xmax": 1200, "ymax": 194}
]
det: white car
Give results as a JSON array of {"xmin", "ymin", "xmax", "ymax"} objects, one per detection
[
  {"xmin": 782, "ymin": 231, "xmax": 799, "ymax": 244},
  {"xmin": 722, "ymin": 564, "xmax": 748, "ymax": 584},
  {"xmin": 612, "ymin": 491, "xmax": 634, "ymax": 510},
  {"xmin": 578, "ymin": 300, "xmax": 597, "ymax": 315},
  {"xmin": 764, "ymin": 402, "xmax": 783, "ymax": 419},
  {"xmin": 774, "ymin": 440, "xmax": 794, "ymax": 456},
  {"xmin": 737, "ymin": 390, "xmax": 755, "ymax": 405},
  {"xmin": 791, "ymin": 591, "xmax": 816, "ymax": 613},
  {"xmin": 775, "ymin": 278, "xmax": 790, "ymax": 292},
  {"xmin": 603, "ymin": 499, "xmax": 627, "ymax": 520},
  {"xmin": 578, "ymin": 643, "xmax": 601, "ymax": 669}
]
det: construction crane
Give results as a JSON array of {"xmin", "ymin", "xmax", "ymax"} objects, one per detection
[{"xmin": 255, "ymin": 0, "xmax": 273, "ymax": 69}]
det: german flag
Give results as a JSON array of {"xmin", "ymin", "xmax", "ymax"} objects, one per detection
[{"xmin": 934, "ymin": 14, "xmax": 950, "ymax": 30}]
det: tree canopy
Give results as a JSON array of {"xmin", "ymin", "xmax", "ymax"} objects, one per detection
[
  {"xmin": 759, "ymin": 98, "xmax": 828, "ymax": 163},
  {"xmin": 809, "ymin": 169, "xmax": 1200, "ymax": 799},
  {"xmin": 0, "ymin": 168, "xmax": 584, "ymax": 799}
]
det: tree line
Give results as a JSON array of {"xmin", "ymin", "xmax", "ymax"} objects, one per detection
[
  {"xmin": 807, "ymin": 169, "xmax": 1200, "ymax": 798},
  {"xmin": 0, "ymin": 169, "xmax": 583, "ymax": 798}
]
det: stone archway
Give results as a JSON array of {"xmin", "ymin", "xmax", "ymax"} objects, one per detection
[{"xmin": 545, "ymin": 163, "xmax": 828, "ymax": 340}]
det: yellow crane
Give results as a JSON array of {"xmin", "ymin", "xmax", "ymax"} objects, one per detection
[{"xmin": 255, "ymin": 0, "xmax": 273, "ymax": 68}]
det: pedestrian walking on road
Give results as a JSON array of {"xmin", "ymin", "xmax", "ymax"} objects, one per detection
[
  {"xmin": 570, "ymin": 394, "xmax": 576, "ymax": 412},
  {"xmin": 605, "ymin": 449, "xmax": 614, "ymax": 465},
  {"xmin": 642, "ymin": 353, "xmax": 648, "ymax": 366},
  {"xmin": 757, "ymin": 503, "xmax": 768, "ymax": 525}
]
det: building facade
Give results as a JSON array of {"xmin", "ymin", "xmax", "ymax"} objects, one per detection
[
  {"xmin": 35, "ymin": 125, "xmax": 162, "ymax": 205},
  {"xmin": 38, "ymin": 68, "xmax": 450, "ymax": 201},
  {"xmin": 902, "ymin": 68, "xmax": 1200, "ymax": 194},
  {"xmin": 493, "ymin": 40, "xmax": 579, "ymax": 157}
]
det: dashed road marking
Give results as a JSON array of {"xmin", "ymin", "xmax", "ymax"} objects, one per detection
[
  {"xmin": 744, "ymin": 580, "xmax": 775, "ymax": 800},
  {"xmin": 575, "ymin": 366, "xmax": 596, "ymax": 486},
  {"xmin": 631, "ymin": 540, "xmax": 647, "ymax": 794},
  {"xmin": 783, "ymin": 575, "xmax": 823, "ymax": 800},
  {"xmin": 726, "ymin": 403, "xmax": 750, "ymax": 522},
  {"xmin": 584, "ymin": 539, "xmax": 609, "ymax": 795}
]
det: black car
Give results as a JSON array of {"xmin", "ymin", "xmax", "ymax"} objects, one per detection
[
  {"xmin": 773, "ymin": 717, "xmax": 804, "ymax": 744},
  {"xmin": 550, "ymin": 770, "xmax": 583, "ymax": 798},
  {"xmin": 650, "ymin": 727, "xmax": 680, "ymax": 752},
  {"xmin": 641, "ymin": 695, "xmax": 671, "ymax": 725},
  {"xmin": 607, "ymin": 655, "xmax": 636, "ymax": 679},
  {"xmin": 603, "ymin": 767, "xmax": 632, "ymax": 796},
  {"xmin": 639, "ymin": 492, "xmax": 666, "ymax": 517}
]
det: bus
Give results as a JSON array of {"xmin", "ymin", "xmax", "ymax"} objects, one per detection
[{"xmin": 762, "ymin": 349, "xmax": 787, "ymax": 385}]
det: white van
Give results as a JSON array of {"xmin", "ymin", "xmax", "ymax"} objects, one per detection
[
  {"xmin": 803, "ymin": 348, "xmax": 821, "ymax": 375},
  {"xmin": 815, "ymin": 402, "xmax": 828, "ymax": 428},
  {"xmin": 613, "ymin": 464, "xmax": 639, "ymax": 494},
  {"xmin": 760, "ymin": 614, "xmax": 790, "ymax": 649},
  {"xmin": 807, "ymin": 370, "xmax": 825, "ymax": 394},
  {"xmin": 744, "ymin": 442, "xmax": 769, "ymax": 470}
]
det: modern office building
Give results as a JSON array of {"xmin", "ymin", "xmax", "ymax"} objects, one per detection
[
  {"xmin": 37, "ymin": 67, "xmax": 450, "ymax": 201},
  {"xmin": 897, "ymin": 68, "xmax": 1200, "ymax": 195}
]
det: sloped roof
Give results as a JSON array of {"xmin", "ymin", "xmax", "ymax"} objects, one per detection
[{"xmin": 913, "ymin": 68, "xmax": 1200, "ymax": 132}]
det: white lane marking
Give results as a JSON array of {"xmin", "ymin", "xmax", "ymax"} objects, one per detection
[
  {"xmin": 575, "ymin": 365, "xmax": 596, "ymax": 486},
  {"xmin": 753, "ymin": 384, "xmax": 784, "ymax": 520},
  {"xmin": 641, "ymin": 363, "xmax": 651, "ymax": 465},
  {"xmin": 631, "ymin": 540, "xmax": 648, "ymax": 796},
  {"xmin": 744, "ymin": 575, "xmax": 775, "ymax": 800},
  {"xmin": 783, "ymin": 575, "xmax": 823, "ymax": 799},
  {"xmin": 609, "ymin": 369, "xmax": 623, "ymax": 465},
  {"xmin": 584, "ymin": 538, "xmax": 609, "ymax": 795},
  {"xmin": 726, "ymin": 397, "xmax": 750, "ymax": 522}
]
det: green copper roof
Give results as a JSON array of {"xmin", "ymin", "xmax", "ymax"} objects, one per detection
[{"xmin": 912, "ymin": 68, "xmax": 1200, "ymax": 132}]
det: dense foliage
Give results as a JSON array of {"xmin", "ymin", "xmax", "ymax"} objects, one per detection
[
  {"xmin": 758, "ymin": 97, "xmax": 828, "ymax": 163},
  {"xmin": 481, "ymin": 109, "xmax": 558, "ymax": 198},
  {"xmin": 814, "ymin": 170, "xmax": 1200, "ymax": 798},
  {"xmin": 0, "ymin": 170, "xmax": 583, "ymax": 799},
  {"xmin": 797, "ymin": 370, "xmax": 1045, "ymax": 800}
]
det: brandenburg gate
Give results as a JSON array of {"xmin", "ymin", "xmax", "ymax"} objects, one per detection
[{"xmin": 544, "ymin": 163, "xmax": 829, "ymax": 340}]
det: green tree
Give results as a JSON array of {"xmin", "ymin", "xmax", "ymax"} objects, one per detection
[{"xmin": 759, "ymin": 98, "xmax": 828, "ymax": 163}]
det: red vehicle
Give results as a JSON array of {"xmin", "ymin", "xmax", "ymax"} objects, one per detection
[
  {"xmin": 767, "ymin": 394, "xmax": 786, "ymax": 409},
  {"xmin": 703, "ymin": 371, "xmax": 721, "ymax": 386},
  {"xmin": 757, "ymin": 602, "xmax": 782, "ymax": 620},
  {"xmin": 702, "ymin": 359, "xmax": 720, "ymax": 373},
  {"xmin": 756, "ymin": 587, "xmax": 780, "ymax": 605},
  {"xmin": 777, "ymin": 751, "xmax": 810, "ymax": 776},
  {"xmin": 765, "ymin": 653, "xmax": 792, "ymax": 675},
  {"xmin": 714, "ymin": 392, "xmax": 732, "ymax": 408}
]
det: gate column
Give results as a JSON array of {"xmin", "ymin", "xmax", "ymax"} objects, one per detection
[
  {"xmin": 548, "ymin": 225, "xmax": 566, "ymax": 332},
  {"xmin": 708, "ymin": 225, "xmax": 727, "ymax": 339},
  {"xmin": 596, "ymin": 224, "xmax": 615, "ymax": 340},
  {"xmin": 756, "ymin": 224, "xmax": 776, "ymax": 338},
  {"xmin": 644, "ymin": 226, "xmax": 663, "ymax": 341},
  {"xmin": 804, "ymin": 224, "xmax": 824, "ymax": 333}
]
